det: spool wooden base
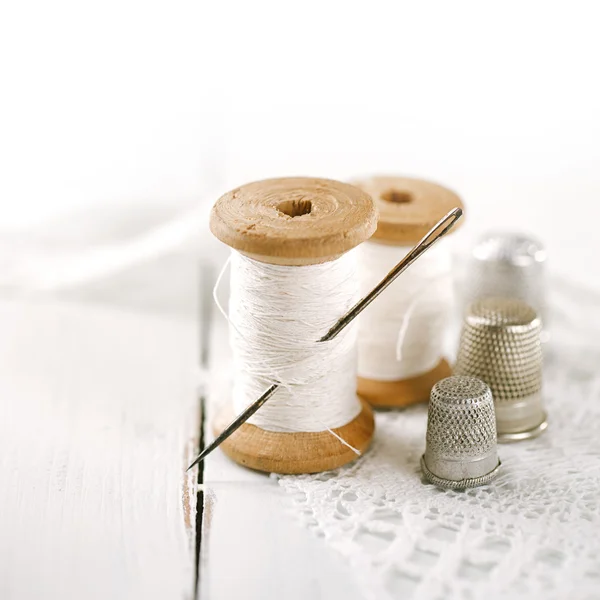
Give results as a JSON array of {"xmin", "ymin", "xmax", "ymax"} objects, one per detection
[
  {"xmin": 357, "ymin": 359, "xmax": 451, "ymax": 408},
  {"xmin": 213, "ymin": 399, "xmax": 375, "ymax": 474}
]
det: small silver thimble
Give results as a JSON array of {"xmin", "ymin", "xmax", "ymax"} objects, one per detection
[
  {"xmin": 455, "ymin": 297, "xmax": 547, "ymax": 442},
  {"xmin": 464, "ymin": 232, "xmax": 547, "ymax": 334},
  {"xmin": 421, "ymin": 376, "xmax": 500, "ymax": 489}
]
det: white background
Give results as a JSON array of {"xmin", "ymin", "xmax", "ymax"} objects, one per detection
[{"xmin": 1, "ymin": 1, "xmax": 599, "ymax": 288}]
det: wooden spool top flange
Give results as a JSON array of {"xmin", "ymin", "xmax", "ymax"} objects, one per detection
[
  {"xmin": 351, "ymin": 176, "xmax": 464, "ymax": 246},
  {"xmin": 210, "ymin": 177, "xmax": 378, "ymax": 265}
]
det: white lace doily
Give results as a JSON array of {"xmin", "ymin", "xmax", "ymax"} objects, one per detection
[{"xmin": 278, "ymin": 279, "xmax": 600, "ymax": 599}]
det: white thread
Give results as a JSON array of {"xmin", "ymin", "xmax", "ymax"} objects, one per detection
[
  {"xmin": 225, "ymin": 250, "xmax": 363, "ymax": 438},
  {"xmin": 357, "ymin": 240, "xmax": 453, "ymax": 381}
]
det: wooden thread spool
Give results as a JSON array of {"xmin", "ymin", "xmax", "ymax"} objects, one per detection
[
  {"xmin": 352, "ymin": 176, "xmax": 465, "ymax": 408},
  {"xmin": 210, "ymin": 177, "xmax": 377, "ymax": 473}
]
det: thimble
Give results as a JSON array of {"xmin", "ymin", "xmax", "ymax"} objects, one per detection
[
  {"xmin": 454, "ymin": 297, "xmax": 547, "ymax": 441},
  {"xmin": 464, "ymin": 232, "xmax": 547, "ymax": 334},
  {"xmin": 421, "ymin": 376, "xmax": 501, "ymax": 489}
]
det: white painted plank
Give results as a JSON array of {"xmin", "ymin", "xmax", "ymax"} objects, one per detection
[
  {"xmin": 0, "ymin": 295, "xmax": 199, "ymax": 600},
  {"xmin": 199, "ymin": 482, "xmax": 365, "ymax": 600}
]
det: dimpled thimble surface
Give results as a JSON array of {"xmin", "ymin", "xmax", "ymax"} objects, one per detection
[
  {"xmin": 463, "ymin": 233, "xmax": 547, "ymax": 332},
  {"xmin": 421, "ymin": 376, "xmax": 501, "ymax": 489},
  {"xmin": 454, "ymin": 297, "xmax": 547, "ymax": 441}
]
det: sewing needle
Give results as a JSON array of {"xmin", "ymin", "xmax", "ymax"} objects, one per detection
[{"xmin": 187, "ymin": 207, "xmax": 463, "ymax": 470}]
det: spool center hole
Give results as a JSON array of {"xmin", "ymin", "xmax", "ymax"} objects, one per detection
[
  {"xmin": 381, "ymin": 189, "xmax": 413, "ymax": 204},
  {"xmin": 277, "ymin": 198, "xmax": 312, "ymax": 217}
]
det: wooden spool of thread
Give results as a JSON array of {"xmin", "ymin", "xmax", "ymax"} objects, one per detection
[
  {"xmin": 352, "ymin": 176, "xmax": 465, "ymax": 408},
  {"xmin": 210, "ymin": 177, "xmax": 377, "ymax": 473}
]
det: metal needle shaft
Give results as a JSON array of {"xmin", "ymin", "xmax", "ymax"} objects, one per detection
[{"xmin": 187, "ymin": 207, "xmax": 463, "ymax": 471}]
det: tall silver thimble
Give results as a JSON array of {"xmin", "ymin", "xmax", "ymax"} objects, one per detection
[
  {"xmin": 421, "ymin": 376, "xmax": 501, "ymax": 489},
  {"xmin": 464, "ymin": 232, "xmax": 547, "ymax": 335},
  {"xmin": 455, "ymin": 297, "xmax": 547, "ymax": 442}
]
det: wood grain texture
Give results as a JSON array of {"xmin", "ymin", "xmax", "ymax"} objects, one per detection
[
  {"xmin": 213, "ymin": 400, "xmax": 374, "ymax": 474},
  {"xmin": 357, "ymin": 359, "xmax": 452, "ymax": 408},
  {"xmin": 0, "ymin": 297, "xmax": 199, "ymax": 600},
  {"xmin": 210, "ymin": 177, "xmax": 377, "ymax": 265},
  {"xmin": 351, "ymin": 176, "xmax": 464, "ymax": 244}
]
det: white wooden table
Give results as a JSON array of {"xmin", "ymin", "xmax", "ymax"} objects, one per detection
[{"xmin": 0, "ymin": 255, "xmax": 362, "ymax": 599}]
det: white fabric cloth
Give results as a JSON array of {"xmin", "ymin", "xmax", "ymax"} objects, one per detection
[{"xmin": 278, "ymin": 278, "xmax": 600, "ymax": 600}]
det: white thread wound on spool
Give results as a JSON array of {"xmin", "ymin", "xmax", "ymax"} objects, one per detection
[
  {"xmin": 227, "ymin": 250, "xmax": 362, "ymax": 435},
  {"xmin": 357, "ymin": 240, "xmax": 453, "ymax": 381}
]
